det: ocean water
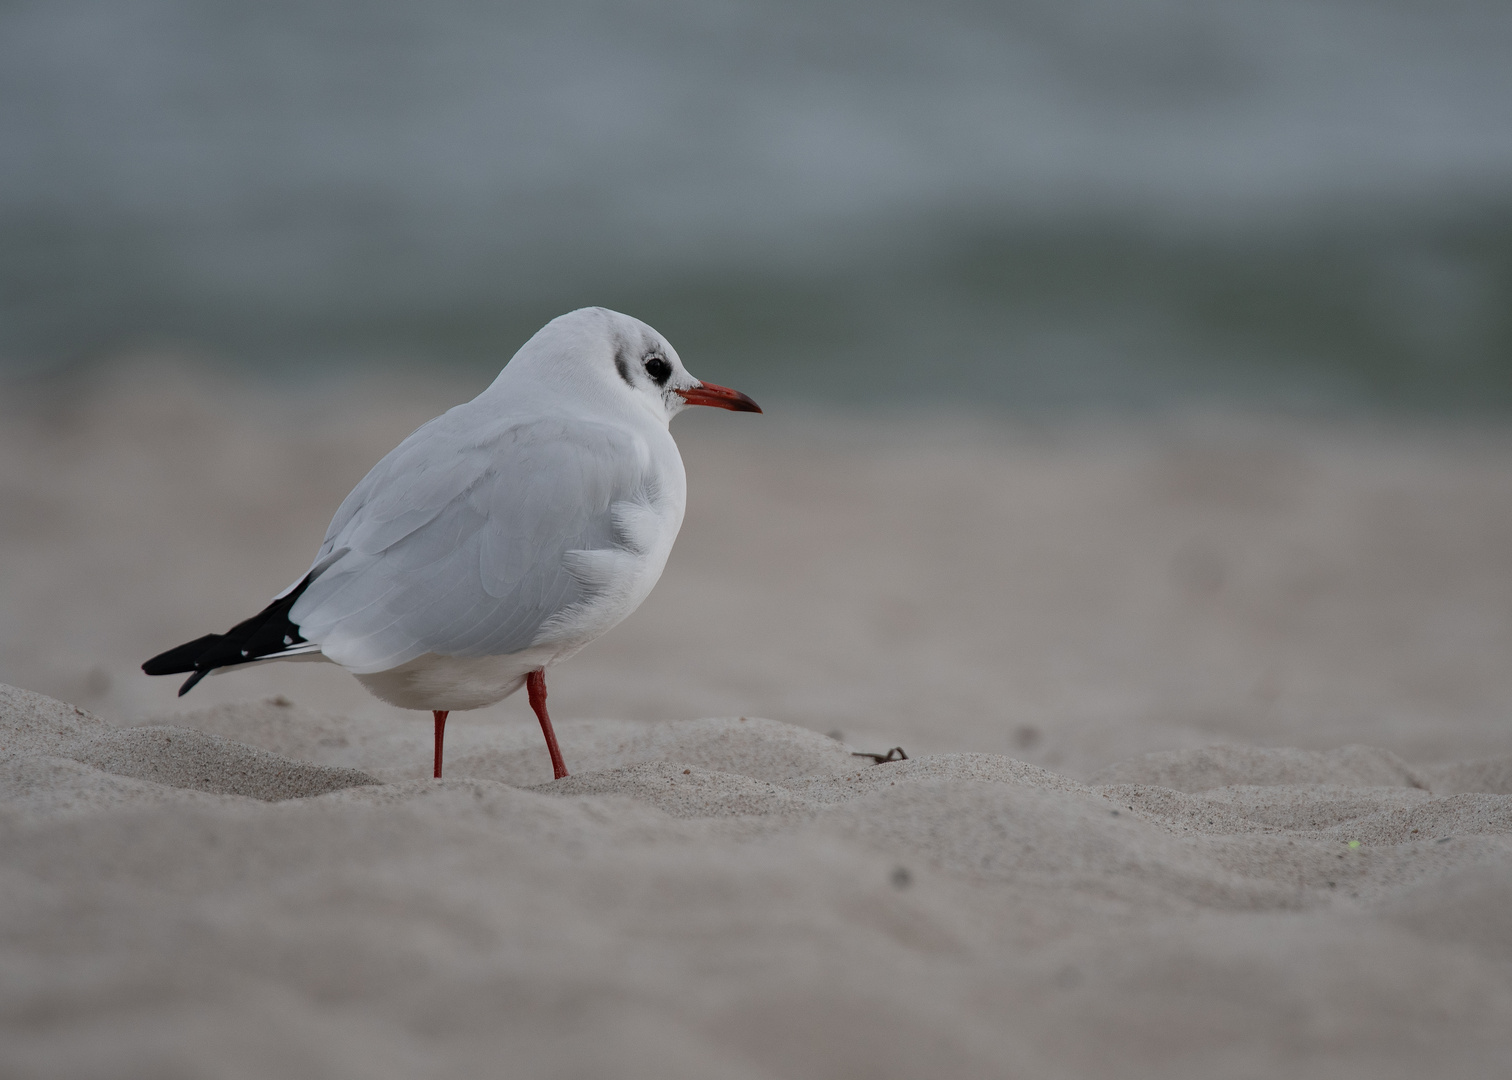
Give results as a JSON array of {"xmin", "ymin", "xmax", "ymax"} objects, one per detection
[{"xmin": 2, "ymin": 0, "xmax": 1510, "ymax": 412}]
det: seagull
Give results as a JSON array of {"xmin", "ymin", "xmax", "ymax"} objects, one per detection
[{"xmin": 143, "ymin": 307, "xmax": 760, "ymax": 780}]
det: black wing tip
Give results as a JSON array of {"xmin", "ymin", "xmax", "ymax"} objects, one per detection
[
  {"xmin": 142, "ymin": 573, "xmax": 316, "ymax": 694},
  {"xmin": 142, "ymin": 634, "xmax": 219, "ymax": 677},
  {"xmin": 142, "ymin": 643, "xmax": 214, "ymax": 697}
]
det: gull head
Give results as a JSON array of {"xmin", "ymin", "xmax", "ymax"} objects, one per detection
[{"xmin": 498, "ymin": 307, "xmax": 761, "ymax": 425}]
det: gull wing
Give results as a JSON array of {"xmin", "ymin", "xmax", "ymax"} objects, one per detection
[{"xmin": 290, "ymin": 409, "xmax": 651, "ymax": 674}]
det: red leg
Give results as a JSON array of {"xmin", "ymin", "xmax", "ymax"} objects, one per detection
[
  {"xmin": 526, "ymin": 670, "xmax": 569, "ymax": 779},
  {"xmin": 433, "ymin": 710, "xmax": 448, "ymax": 779}
]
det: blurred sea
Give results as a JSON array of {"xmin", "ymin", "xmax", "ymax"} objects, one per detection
[{"xmin": 2, "ymin": 0, "xmax": 1510, "ymax": 413}]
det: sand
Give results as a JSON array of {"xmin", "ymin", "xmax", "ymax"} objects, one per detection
[
  {"xmin": 5, "ymin": 684, "xmax": 1512, "ymax": 1079},
  {"xmin": 3, "ymin": 366, "xmax": 1512, "ymax": 1077}
]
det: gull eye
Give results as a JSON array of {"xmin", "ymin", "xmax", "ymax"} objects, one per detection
[{"xmin": 644, "ymin": 355, "xmax": 672, "ymax": 385}]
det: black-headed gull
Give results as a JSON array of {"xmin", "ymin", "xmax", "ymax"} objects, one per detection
[{"xmin": 143, "ymin": 308, "xmax": 761, "ymax": 779}]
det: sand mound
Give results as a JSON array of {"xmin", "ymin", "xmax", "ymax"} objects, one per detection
[
  {"xmin": 550, "ymin": 761, "xmax": 814, "ymax": 818},
  {"xmin": 593, "ymin": 715, "xmax": 859, "ymax": 782},
  {"xmin": 69, "ymin": 726, "xmax": 378, "ymax": 801},
  {"xmin": 0, "ymin": 682, "xmax": 112, "ymax": 756},
  {"xmin": 1090, "ymin": 743, "xmax": 1429, "ymax": 792},
  {"xmin": 4, "ymin": 680, "xmax": 1512, "ymax": 1079},
  {"xmin": 782, "ymin": 751, "xmax": 1087, "ymax": 803},
  {"xmin": 445, "ymin": 715, "xmax": 862, "ymax": 788},
  {"xmin": 139, "ymin": 696, "xmax": 366, "ymax": 763},
  {"xmin": 2, "ymin": 683, "xmax": 376, "ymax": 804},
  {"xmin": 1419, "ymin": 755, "xmax": 1512, "ymax": 795},
  {"xmin": 0, "ymin": 753, "xmax": 240, "ymax": 821}
]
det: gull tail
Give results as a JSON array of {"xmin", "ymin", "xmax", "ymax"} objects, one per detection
[{"xmin": 142, "ymin": 574, "xmax": 319, "ymax": 695}]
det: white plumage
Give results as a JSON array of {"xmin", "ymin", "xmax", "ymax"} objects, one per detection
[{"xmin": 143, "ymin": 307, "xmax": 761, "ymax": 778}]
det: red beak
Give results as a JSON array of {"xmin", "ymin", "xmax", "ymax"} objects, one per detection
[{"xmin": 676, "ymin": 381, "xmax": 763, "ymax": 413}]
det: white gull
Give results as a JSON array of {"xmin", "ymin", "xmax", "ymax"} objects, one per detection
[{"xmin": 143, "ymin": 307, "xmax": 761, "ymax": 779}]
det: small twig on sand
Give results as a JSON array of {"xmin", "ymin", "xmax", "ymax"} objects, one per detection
[{"xmin": 853, "ymin": 747, "xmax": 908, "ymax": 764}]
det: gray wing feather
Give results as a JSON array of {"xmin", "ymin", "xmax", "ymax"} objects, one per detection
[{"xmin": 290, "ymin": 410, "xmax": 646, "ymax": 673}]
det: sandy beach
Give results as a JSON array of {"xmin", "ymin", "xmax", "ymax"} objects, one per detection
[{"xmin": 3, "ymin": 365, "xmax": 1512, "ymax": 1077}]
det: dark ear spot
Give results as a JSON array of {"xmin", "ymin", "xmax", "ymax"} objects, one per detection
[
  {"xmin": 644, "ymin": 355, "xmax": 672, "ymax": 385},
  {"xmin": 614, "ymin": 348, "xmax": 633, "ymax": 386}
]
